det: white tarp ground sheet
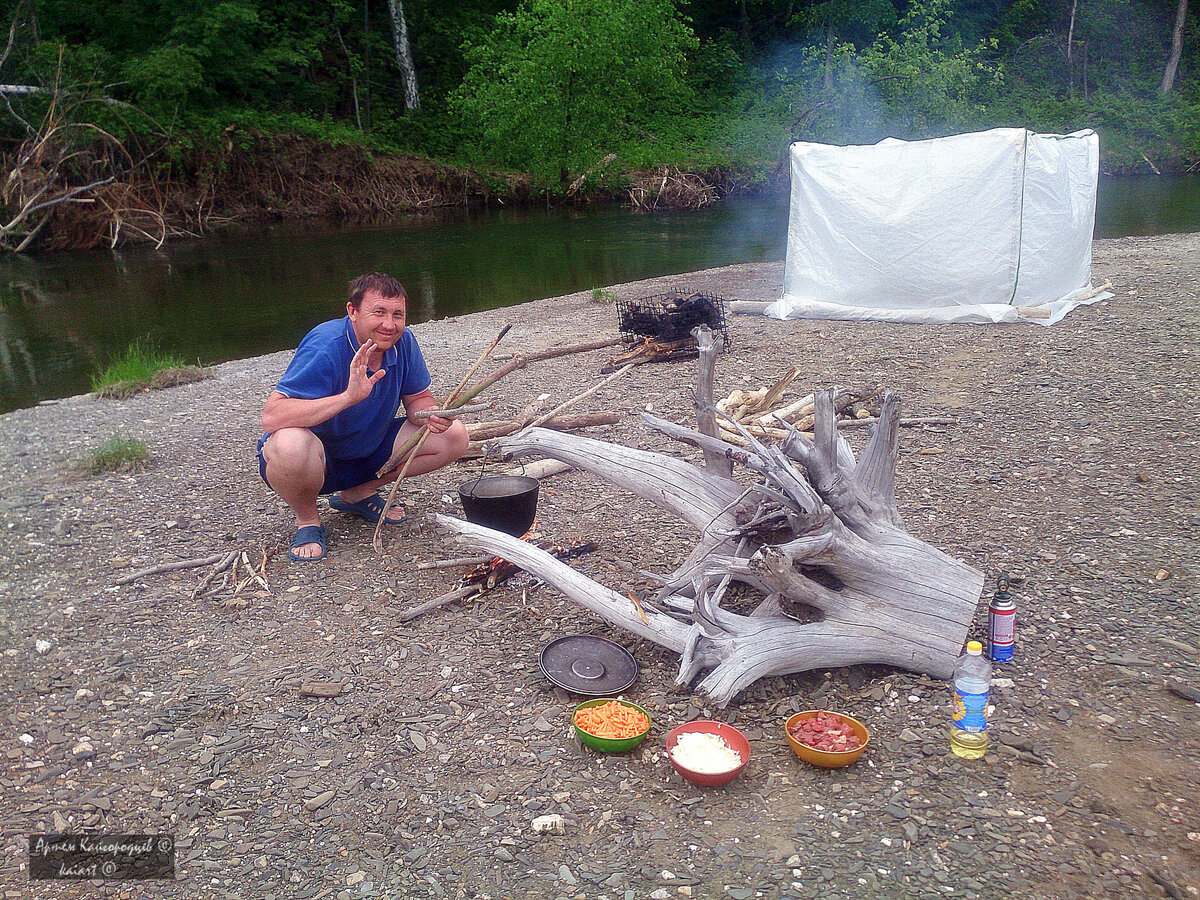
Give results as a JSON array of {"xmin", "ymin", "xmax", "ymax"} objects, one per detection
[{"xmin": 764, "ymin": 128, "xmax": 1112, "ymax": 326}]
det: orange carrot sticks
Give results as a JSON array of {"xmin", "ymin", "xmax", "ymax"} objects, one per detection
[{"xmin": 573, "ymin": 701, "xmax": 649, "ymax": 739}]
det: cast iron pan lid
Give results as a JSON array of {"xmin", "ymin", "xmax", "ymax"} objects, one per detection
[{"xmin": 539, "ymin": 635, "xmax": 638, "ymax": 696}]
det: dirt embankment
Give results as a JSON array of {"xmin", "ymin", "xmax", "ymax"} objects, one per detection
[{"xmin": 25, "ymin": 131, "xmax": 763, "ymax": 252}]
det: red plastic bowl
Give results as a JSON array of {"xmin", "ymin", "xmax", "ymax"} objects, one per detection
[{"xmin": 665, "ymin": 720, "xmax": 751, "ymax": 787}]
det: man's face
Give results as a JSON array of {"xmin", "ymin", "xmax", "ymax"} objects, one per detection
[{"xmin": 348, "ymin": 290, "xmax": 407, "ymax": 353}]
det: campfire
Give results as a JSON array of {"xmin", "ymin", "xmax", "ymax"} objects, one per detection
[
  {"xmin": 399, "ymin": 537, "xmax": 599, "ymax": 622},
  {"xmin": 461, "ymin": 554, "xmax": 521, "ymax": 591},
  {"xmin": 461, "ymin": 539, "xmax": 599, "ymax": 592}
]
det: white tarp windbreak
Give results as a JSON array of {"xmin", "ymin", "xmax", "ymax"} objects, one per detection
[{"xmin": 764, "ymin": 128, "xmax": 1112, "ymax": 325}]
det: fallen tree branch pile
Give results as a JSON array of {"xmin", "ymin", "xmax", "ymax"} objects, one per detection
[
  {"xmin": 627, "ymin": 166, "xmax": 718, "ymax": 210},
  {"xmin": 114, "ymin": 546, "xmax": 275, "ymax": 608},
  {"xmin": 437, "ymin": 327, "xmax": 984, "ymax": 706}
]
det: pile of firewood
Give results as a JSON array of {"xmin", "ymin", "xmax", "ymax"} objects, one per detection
[
  {"xmin": 715, "ymin": 368, "xmax": 883, "ymax": 446},
  {"xmin": 627, "ymin": 166, "xmax": 717, "ymax": 210},
  {"xmin": 113, "ymin": 546, "xmax": 274, "ymax": 608}
]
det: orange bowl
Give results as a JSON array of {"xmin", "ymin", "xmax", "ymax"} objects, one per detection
[
  {"xmin": 665, "ymin": 721, "xmax": 750, "ymax": 787},
  {"xmin": 785, "ymin": 710, "xmax": 870, "ymax": 768}
]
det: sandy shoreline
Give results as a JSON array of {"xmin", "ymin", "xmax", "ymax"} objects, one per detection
[{"xmin": 2, "ymin": 234, "xmax": 1198, "ymax": 899}]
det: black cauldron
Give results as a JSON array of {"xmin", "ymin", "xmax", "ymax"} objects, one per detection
[{"xmin": 458, "ymin": 475, "xmax": 539, "ymax": 537}]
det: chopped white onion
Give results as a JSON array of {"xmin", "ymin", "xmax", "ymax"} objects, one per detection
[{"xmin": 670, "ymin": 731, "xmax": 743, "ymax": 774}]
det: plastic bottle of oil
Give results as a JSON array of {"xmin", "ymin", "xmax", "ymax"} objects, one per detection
[{"xmin": 949, "ymin": 640, "xmax": 991, "ymax": 759}]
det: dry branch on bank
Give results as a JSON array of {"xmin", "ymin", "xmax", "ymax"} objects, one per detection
[
  {"xmin": 115, "ymin": 552, "xmax": 229, "ymax": 585},
  {"xmin": 601, "ymin": 338, "xmax": 699, "ymax": 372},
  {"xmin": 115, "ymin": 545, "xmax": 276, "ymax": 606},
  {"xmin": 708, "ymin": 378, "xmax": 959, "ymax": 446},
  {"xmin": 627, "ymin": 167, "xmax": 718, "ymax": 210}
]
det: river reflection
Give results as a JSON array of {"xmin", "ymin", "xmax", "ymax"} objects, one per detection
[
  {"xmin": 0, "ymin": 198, "xmax": 790, "ymax": 413},
  {"xmin": 1, "ymin": 176, "xmax": 1198, "ymax": 413}
]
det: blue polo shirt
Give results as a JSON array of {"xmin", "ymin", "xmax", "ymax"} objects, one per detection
[{"xmin": 273, "ymin": 317, "xmax": 432, "ymax": 459}]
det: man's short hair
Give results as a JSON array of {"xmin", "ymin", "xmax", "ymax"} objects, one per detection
[{"xmin": 348, "ymin": 272, "xmax": 407, "ymax": 308}]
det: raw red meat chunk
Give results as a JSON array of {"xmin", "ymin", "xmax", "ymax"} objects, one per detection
[{"xmin": 788, "ymin": 711, "xmax": 863, "ymax": 752}]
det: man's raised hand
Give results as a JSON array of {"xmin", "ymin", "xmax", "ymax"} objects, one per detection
[{"xmin": 345, "ymin": 339, "xmax": 386, "ymax": 405}]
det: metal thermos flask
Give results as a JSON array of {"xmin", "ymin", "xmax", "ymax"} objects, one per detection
[{"xmin": 987, "ymin": 574, "xmax": 1015, "ymax": 662}]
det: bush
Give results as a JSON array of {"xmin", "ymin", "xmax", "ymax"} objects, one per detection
[
  {"xmin": 91, "ymin": 341, "xmax": 189, "ymax": 395},
  {"xmin": 82, "ymin": 434, "xmax": 150, "ymax": 476}
]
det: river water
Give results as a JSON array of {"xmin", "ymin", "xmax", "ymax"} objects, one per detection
[{"xmin": 2, "ymin": 175, "xmax": 1198, "ymax": 414}]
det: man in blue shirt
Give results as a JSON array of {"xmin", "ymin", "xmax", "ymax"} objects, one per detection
[{"xmin": 258, "ymin": 272, "xmax": 468, "ymax": 560}]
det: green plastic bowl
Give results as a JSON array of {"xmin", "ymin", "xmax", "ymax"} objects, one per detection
[{"xmin": 572, "ymin": 698, "xmax": 652, "ymax": 753}]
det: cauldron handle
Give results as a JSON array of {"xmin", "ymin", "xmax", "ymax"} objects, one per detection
[{"xmin": 468, "ymin": 443, "xmax": 526, "ymax": 493}]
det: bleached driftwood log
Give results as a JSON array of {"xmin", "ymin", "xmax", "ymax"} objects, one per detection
[{"xmin": 437, "ymin": 381, "xmax": 983, "ymax": 706}]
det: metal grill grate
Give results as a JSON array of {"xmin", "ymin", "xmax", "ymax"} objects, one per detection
[{"xmin": 615, "ymin": 291, "xmax": 730, "ymax": 346}]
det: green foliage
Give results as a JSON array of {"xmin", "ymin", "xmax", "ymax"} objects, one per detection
[
  {"xmin": 683, "ymin": 34, "xmax": 744, "ymax": 111},
  {"xmin": 82, "ymin": 434, "xmax": 151, "ymax": 476},
  {"xmin": 711, "ymin": 0, "xmax": 1011, "ymax": 173},
  {"xmin": 989, "ymin": 87, "xmax": 1199, "ymax": 170},
  {"xmin": 793, "ymin": 0, "xmax": 898, "ymax": 49},
  {"xmin": 4, "ymin": 0, "xmax": 1199, "ymax": 210},
  {"xmin": 406, "ymin": 0, "xmax": 518, "ymax": 108},
  {"xmin": 857, "ymin": 0, "xmax": 1003, "ymax": 135},
  {"xmin": 1075, "ymin": 0, "xmax": 1175, "ymax": 91},
  {"xmin": 451, "ymin": 0, "xmax": 700, "ymax": 183},
  {"xmin": 121, "ymin": 45, "xmax": 206, "ymax": 118},
  {"xmin": 91, "ymin": 341, "xmax": 188, "ymax": 394}
]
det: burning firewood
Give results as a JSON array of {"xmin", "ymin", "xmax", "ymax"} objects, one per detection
[
  {"xmin": 397, "ymin": 539, "xmax": 599, "ymax": 623},
  {"xmin": 461, "ymin": 540, "xmax": 600, "ymax": 590},
  {"xmin": 462, "ymin": 555, "xmax": 521, "ymax": 590}
]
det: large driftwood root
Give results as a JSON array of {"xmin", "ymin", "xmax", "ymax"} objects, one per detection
[{"xmin": 437, "ymin": 389, "xmax": 983, "ymax": 706}]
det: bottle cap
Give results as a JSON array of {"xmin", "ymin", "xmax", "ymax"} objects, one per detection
[{"xmin": 966, "ymin": 640, "xmax": 983, "ymax": 655}]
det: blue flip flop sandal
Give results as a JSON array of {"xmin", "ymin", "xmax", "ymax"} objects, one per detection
[
  {"xmin": 329, "ymin": 493, "xmax": 405, "ymax": 525},
  {"xmin": 288, "ymin": 525, "xmax": 328, "ymax": 562}
]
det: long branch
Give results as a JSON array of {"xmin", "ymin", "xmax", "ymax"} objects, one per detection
[
  {"xmin": 377, "ymin": 328, "xmax": 512, "ymax": 477},
  {"xmin": 378, "ymin": 337, "xmax": 625, "ymax": 477},
  {"xmin": 436, "ymin": 515, "xmax": 690, "ymax": 649},
  {"xmin": 115, "ymin": 552, "xmax": 227, "ymax": 585}
]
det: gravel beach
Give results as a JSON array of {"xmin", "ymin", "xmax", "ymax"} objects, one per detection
[{"xmin": 2, "ymin": 233, "xmax": 1198, "ymax": 900}]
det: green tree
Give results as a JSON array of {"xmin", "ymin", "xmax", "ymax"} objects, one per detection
[
  {"xmin": 798, "ymin": 0, "xmax": 897, "ymax": 87},
  {"xmin": 451, "ymin": 0, "xmax": 699, "ymax": 183},
  {"xmin": 858, "ymin": 0, "xmax": 1002, "ymax": 133}
]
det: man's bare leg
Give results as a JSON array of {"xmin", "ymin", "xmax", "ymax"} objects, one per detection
[
  {"xmin": 265, "ymin": 420, "xmax": 468, "ymax": 555},
  {"xmin": 262, "ymin": 428, "xmax": 327, "ymax": 559},
  {"xmin": 335, "ymin": 419, "xmax": 470, "ymax": 504}
]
